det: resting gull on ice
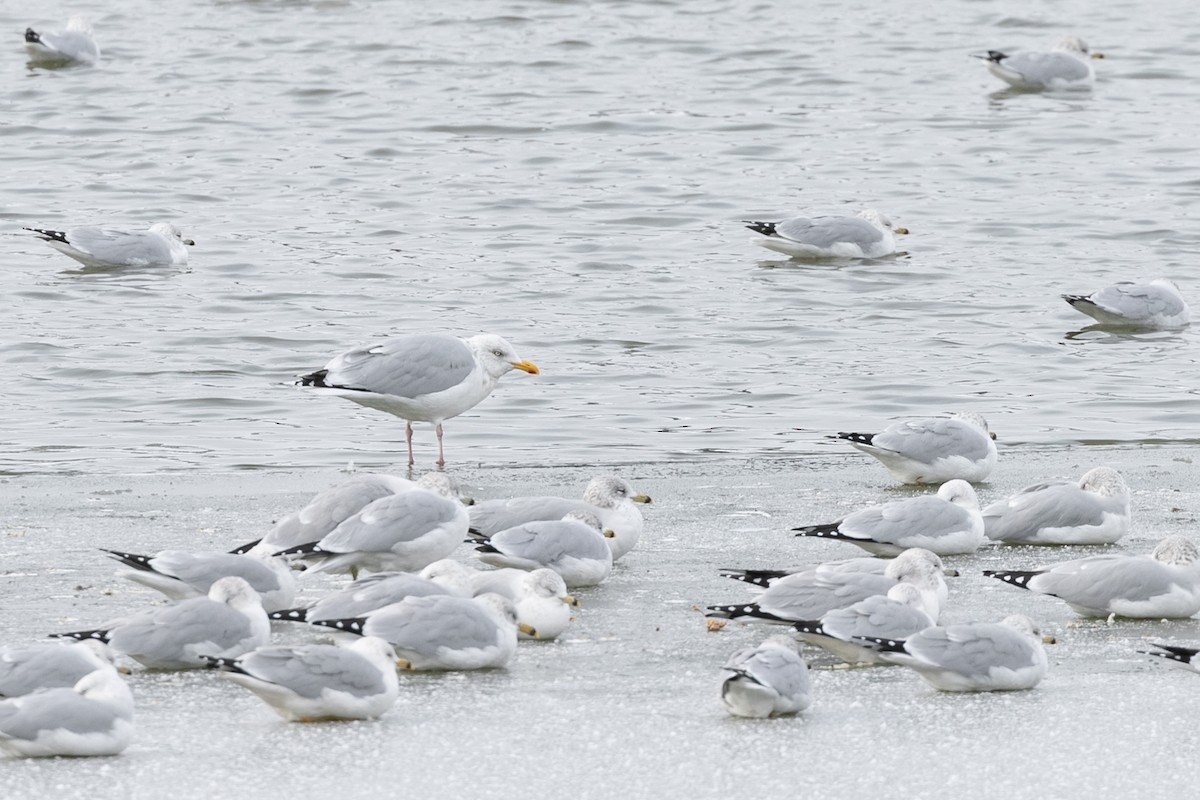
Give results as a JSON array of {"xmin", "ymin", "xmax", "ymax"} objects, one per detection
[
  {"xmin": 719, "ymin": 635, "xmax": 812, "ymax": 718},
  {"xmin": 202, "ymin": 637, "xmax": 401, "ymax": 722},
  {"xmin": 793, "ymin": 479, "xmax": 985, "ymax": 556},
  {"xmin": 833, "ymin": 411, "xmax": 997, "ymax": 484},
  {"xmin": 984, "ymin": 535, "xmax": 1200, "ymax": 618},
  {"xmin": 982, "ymin": 466, "xmax": 1131, "ymax": 545},
  {"xmin": 0, "ymin": 668, "xmax": 134, "ymax": 758}
]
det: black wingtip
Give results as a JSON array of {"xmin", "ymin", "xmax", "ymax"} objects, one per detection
[
  {"xmin": 275, "ymin": 541, "xmax": 322, "ymax": 558},
  {"xmin": 743, "ymin": 221, "xmax": 777, "ymax": 236},
  {"xmin": 853, "ymin": 635, "xmax": 907, "ymax": 653},
  {"xmin": 1143, "ymin": 643, "xmax": 1199, "ymax": 663},
  {"xmin": 308, "ymin": 617, "xmax": 366, "ymax": 635},
  {"xmin": 296, "ymin": 369, "xmax": 329, "ymax": 388},
  {"xmin": 24, "ymin": 28, "xmax": 41, "ymax": 44},
  {"xmin": 23, "ymin": 227, "xmax": 69, "ymax": 244},
  {"xmin": 975, "ymin": 50, "xmax": 1007, "ymax": 63},
  {"xmin": 200, "ymin": 654, "xmax": 243, "ymax": 672},
  {"xmin": 48, "ymin": 629, "xmax": 112, "ymax": 644},
  {"xmin": 717, "ymin": 569, "xmax": 787, "ymax": 588},
  {"xmin": 792, "ymin": 620, "xmax": 825, "ymax": 636},
  {"xmin": 982, "ymin": 569, "xmax": 1041, "ymax": 590},
  {"xmin": 792, "ymin": 522, "xmax": 843, "ymax": 539},
  {"xmin": 835, "ymin": 431, "xmax": 875, "ymax": 446},
  {"xmin": 229, "ymin": 539, "xmax": 261, "ymax": 555},
  {"xmin": 705, "ymin": 603, "xmax": 784, "ymax": 622},
  {"xmin": 100, "ymin": 549, "xmax": 154, "ymax": 571},
  {"xmin": 268, "ymin": 608, "xmax": 310, "ymax": 622}
]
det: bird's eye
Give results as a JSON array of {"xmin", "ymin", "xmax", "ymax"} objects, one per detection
[{"xmin": 492, "ymin": 349, "xmax": 504, "ymax": 357}]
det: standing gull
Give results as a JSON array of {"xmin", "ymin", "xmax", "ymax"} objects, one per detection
[
  {"xmin": 50, "ymin": 577, "xmax": 271, "ymax": 670},
  {"xmin": 982, "ymin": 466, "xmax": 1131, "ymax": 545},
  {"xmin": 793, "ymin": 479, "xmax": 985, "ymax": 556},
  {"xmin": 976, "ymin": 36, "xmax": 1101, "ymax": 91},
  {"xmin": 744, "ymin": 209, "xmax": 908, "ymax": 259},
  {"xmin": 24, "ymin": 16, "xmax": 100, "ymax": 66},
  {"xmin": 25, "ymin": 223, "xmax": 193, "ymax": 268},
  {"xmin": 0, "ymin": 668, "xmax": 134, "ymax": 758},
  {"xmin": 984, "ymin": 535, "xmax": 1200, "ymax": 618},
  {"xmin": 201, "ymin": 637, "xmax": 401, "ymax": 722},
  {"xmin": 719, "ymin": 635, "xmax": 812, "ymax": 718},
  {"xmin": 855, "ymin": 614, "xmax": 1051, "ymax": 692},
  {"xmin": 1062, "ymin": 279, "xmax": 1191, "ymax": 330},
  {"xmin": 833, "ymin": 411, "xmax": 997, "ymax": 484},
  {"xmin": 468, "ymin": 475, "xmax": 652, "ymax": 561},
  {"xmin": 297, "ymin": 333, "xmax": 538, "ymax": 467}
]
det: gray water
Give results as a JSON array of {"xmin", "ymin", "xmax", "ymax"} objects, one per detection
[
  {"xmin": 4, "ymin": 0, "xmax": 1200, "ymax": 475},
  {"xmin": 4, "ymin": 0, "xmax": 1200, "ymax": 796}
]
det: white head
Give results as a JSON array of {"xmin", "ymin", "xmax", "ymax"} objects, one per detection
[
  {"xmin": 525, "ymin": 568, "xmax": 570, "ymax": 601},
  {"xmin": 1054, "ymin": 36, "xmax": 1090, "ymax": 56},
  {"xmin": 475, "ymin": 592, "xmax": 521, "ymax": 629},
  {"xmin": 856, "ymin": 209, "xmax": 892, "ymax": 229},
  {"xmin": 761, "ymin": 633, "xmax": 801, "ymax": 653},
  {"xmin": 419, "ymin": 559, "xmax": 476, "ymax": 596},
  {"xmin": 582, "ymin": 475, "xmax": 651, "ymax": 508},
  {"xmin": 1151, "ymin": 535, "xmax": 1200, "ymax": 566},
  {"xmin": 1001, "ymin": 614, "xmax": 1043, "ymax": 639},
  {"xmin": 466, "ymin": 334, "xmax": 539, "ymax": 380},
  {"xmin": 416, "ymin": 471, "xmax": 463, "ymax": 500},
  {"xmin": 348, "ymin": 635, "xmax": 399, "ymax": 664},
  {"xmin": 937, "ymin": 479, "xmax": 979, "ymax": 509},
  {"xmin": 149, "ymin": 222, "xmax": 195, "ymax": 246},
  {"xmin": 209, "ymin": 576, "xmax": 262, "ymax": 609},
  {"xmin": 884, "ymin": 582, "xmax": 927, "ymax": 609},
  {"xmin": 73, "ymin": 668, "xmax": 134, "ymax": 716},
  {"xmin": 949, "ymin": 411, "xmax": 992, "ymax": 436},
  {"xmin": 1078, "ymin": 467, "xmax": 1128, "ymax": 499}
]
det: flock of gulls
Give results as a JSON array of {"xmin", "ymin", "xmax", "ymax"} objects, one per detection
[{"xmin": 5, "ymin": 16, "xmax": 1198, "ymax": 760}]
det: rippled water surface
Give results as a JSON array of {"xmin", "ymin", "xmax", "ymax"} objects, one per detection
[{"xmin": 4, "ymin": 0, "xmax": 1200, "ymax": 474}]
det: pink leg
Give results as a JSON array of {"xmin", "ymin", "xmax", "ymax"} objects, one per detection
[
  {"xmin": 435, "ymin": 422, "xmax": 446, "ymax": 468},
  {"xmin": 405, "ymin": 421, "xmax": 415, "ymax": 467}
]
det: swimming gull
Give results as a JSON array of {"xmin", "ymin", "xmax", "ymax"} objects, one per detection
[
  {"xmin": 24, "ymin": 16, "xmax": 100, "ymax": 66},
  {"xmin": 51, "ymin": 576, "xmax": 271, "ymax": 670},
  {"xmin": 792, "ymin": 583, "xmax": 937, "ymax": 665},
  {"xmin": 468, "ymin": 475, "xmax": 652, "ymax": 561},
  {"xmin": 793, "ymin": 479, "xmax": 985, "ymax": 556},
  {"xmin": 982, "ymin": 466, "xmax": 1131, "ymax": 545},
  {"xmin": 101, "ymin": 548, "xmax": 297, "ymax": 613},
  {"xmin": 856, "ymin": 614, "xmax": 1051, "ymax": 692},
  {"xmin": 1062, "ymin": 279, "xmax": 1191, "ymax": 330},
  {"xmin": 0, "ymin": 668, "xmax": 133, "ymax": 758},
  {"xmin": 470, "ymin": 512, "xmax": 614, "ymax": 588},
  {"xmin": 984, "ymin": 535, "xmax": 1200, "ymax": 618},
  {"xmin": 744, "ymin": 209, "xmax": 908, "ymax": 259},
  {"xmin": 976, "ymin": 36, "xmax": 1101, "ymax": 91},
  {"xmin": 297, "ymin": 333, "xmax": 538, "ymax": 467},
  {"xmin": 719, "ymin": 635, "xmax": 812, "ymax": 718},
  {"xmin": 25, "ymin": 223, "xmax": 193, "ymax": 267},
  {"xmin": 311, "ymin": 593, "xmax": 531, "ymax": 671},
  {"xmin": 202, "ymin": 637, "xmax": 401, "ymax": 722},
  {"xmin": 833, "ymin": 411, "xmax": 998, "ymax": 484}
]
